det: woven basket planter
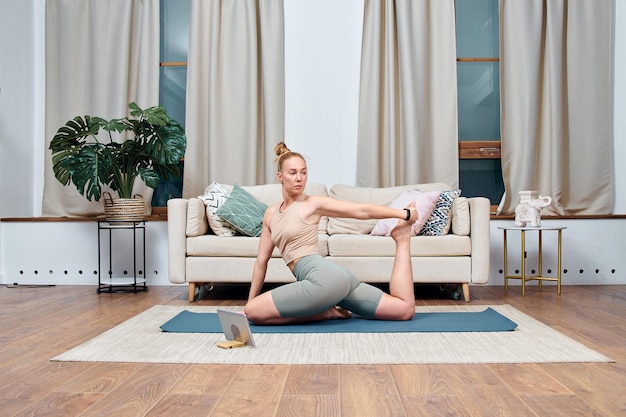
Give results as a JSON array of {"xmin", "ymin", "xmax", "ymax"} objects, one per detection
[{"xmin": 103, "ymin": 192, "xmax": 145, "ymax": 222}]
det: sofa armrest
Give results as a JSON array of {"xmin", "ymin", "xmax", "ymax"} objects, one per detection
[
  {"xmin": 167, "ymin": 198, "xmax": 189, "ymax": 284},
  {"xmin": 468, "ymin": 197, "xmax": 491, "ymax": 284}
]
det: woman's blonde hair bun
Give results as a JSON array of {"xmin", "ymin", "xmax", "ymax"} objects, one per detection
[
  {"xmin": 274, "ymin": 141, "xmax": 291, "ymax": 157},
  {"xmin": 273, "ymin": 141, "xmax": 305, "ymax": 171}
]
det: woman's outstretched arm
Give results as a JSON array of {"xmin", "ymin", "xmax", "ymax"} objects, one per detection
[{"xmin": 304, "ymin": 195, "xmax": 418, "ymax": 223}]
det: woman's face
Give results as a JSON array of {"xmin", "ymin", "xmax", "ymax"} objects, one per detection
[{"xmin": 278, "ymin": 155, "xmax": 307, "ymax": 194}]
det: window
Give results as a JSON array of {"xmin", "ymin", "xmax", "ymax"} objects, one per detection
[
  {"xmin": 151, "ymin": 0, "xmax": 190, "ymax": 208},
  {"xmin": 455, "ymin": 0, "xmax": 504, "ymax": 211}
]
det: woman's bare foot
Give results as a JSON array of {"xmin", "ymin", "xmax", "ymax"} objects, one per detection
[
  {"xmin": 390, "ymin": 219, "xmax": 412, "ymax": 242},
  {"xmin": 326, "ymin": 306, "xmax": 352, "ymax": 320}
]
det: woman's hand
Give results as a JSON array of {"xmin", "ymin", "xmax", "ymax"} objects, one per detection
[{"xmin": 405, "ymin": 201, "xmax": 418, "ymax": 224}]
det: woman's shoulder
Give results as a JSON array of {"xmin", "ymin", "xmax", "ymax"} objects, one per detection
[
  {"xmin": 300, "ymin": 194, "xmax": 330, "ymax": 208},
  {"xmin": 267, "ymin": 201, "xmax": 282, "ymax": 210},
  {"xmin": 264, "ymin": 202, "xmax": 281, "ymax": 220},
  {"xmin": 302, "ymin": 194, "xmax": 330, "ymax": 203}
]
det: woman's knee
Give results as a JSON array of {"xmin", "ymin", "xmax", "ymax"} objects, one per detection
[
  {"xmin": 244, "ymin": 293, "xmax": 280, "ymax": 324},
  {"xmin": 243, "ymin": 302, "xmax": 261, "ymax": 324},
  {"xmin": 375, "ymin": 298, "xmax": 415, "ymax": 321},
  {"xmin": 397, "ymin": 304, "xmax": 415, "ymax": 321}
]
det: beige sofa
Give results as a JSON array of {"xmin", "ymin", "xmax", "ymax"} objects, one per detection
[{"xmin": 167, "ymin": 182, "xmax": 491, "ymax": 302}]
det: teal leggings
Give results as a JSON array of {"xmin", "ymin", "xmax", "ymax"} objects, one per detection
[{"xmin": 270, "ymin": 254, "xmax": 383, "ymax": 319}]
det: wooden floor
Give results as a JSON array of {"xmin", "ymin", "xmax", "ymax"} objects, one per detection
[{"xmin": 0, "ymin": 284, "xmax": 624, "ymax": 417}]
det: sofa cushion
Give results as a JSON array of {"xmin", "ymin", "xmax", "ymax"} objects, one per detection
[
  {"xmin": 327, "ymin": 183, "xmax": 451, "ymax": 235},
  {"xmin": 187, "ymin": 235, "xmax": 281, "ymax": 257},
  {"xmin": 216, "ymin": 184, "xmax": 268, "ymax": 237},
  {"xmin": 419, "ymin": 189, "xmax": 461, "ymax": 236},
  {"xmin": 370, "ymin": 190, "xmax": 440, "ymax": 236},
  {"xmin": 185, "ymin": 198, "xmax": 209, "ymax": 237},
  {"xmin": 451, "ymin": 197, "xmax": 470, "ymax": 236},
  {"xmin": 187, "ymin": 233, "xmax": 329, "ymax": 257},
  {"xmin": 327, "ymin": 234, "xmax": 471, "ymax": 257}
]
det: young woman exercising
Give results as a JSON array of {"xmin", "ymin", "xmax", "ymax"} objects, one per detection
[{"xmin": 244, "ymin": 142, "xmax": 419, "ymax": 325}]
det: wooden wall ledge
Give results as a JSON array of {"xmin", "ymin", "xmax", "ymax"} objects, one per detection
[{"xmin": 1, "ymin": 215, "xmax": 167, "ymax": 222}]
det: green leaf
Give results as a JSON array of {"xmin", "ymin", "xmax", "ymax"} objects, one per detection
[
  {"xmin": 49, "ymin": 116, "xmax": 95, "ymax": 152},
  {"xmin": 51, "ymin": 149, "xmax": 77, "ymax": 186},
  {"xmin": 129, "ymin": 102, "xmax": 169, "ymax": 126},
  {"xmin": 138, "ymin": 166, "xmax": 161, "ymax": 189},
  {"xmin": 147, "ymin": 120, "xmax": 187, "ymax": 165},
  {"xmin": 59, "ymin": 143, "xmax": 115, "ymax": 201},
  {"xmin": 100, "ymin": 118, "xmax": 132, "ymax": 134}
]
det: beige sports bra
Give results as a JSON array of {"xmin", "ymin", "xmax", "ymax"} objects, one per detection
[{"xmin": 270, "ymin": 196, "xmax": 319, "ymax": 265}]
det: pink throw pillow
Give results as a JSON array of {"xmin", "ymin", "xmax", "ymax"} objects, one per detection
[{"xmin": 370, "ymin": 190, "xmax": 441, "ymax": 236}]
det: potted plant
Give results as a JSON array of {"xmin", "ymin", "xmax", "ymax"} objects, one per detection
[{"xmin": 49, "ymin": 102, "xmax": 186, "ymax": 220}]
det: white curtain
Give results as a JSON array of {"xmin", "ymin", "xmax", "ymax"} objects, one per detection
[
  {"xmin": 500, "ymin": 0, "xmax": 613, "ymax": 215},
  {"xmin": 357, "ymin": 0, "xmax": 459, "ymax": 188},
  {"xmin": 42, "ymin": 0, "xmax": 160, "ymax": 216},
  {"xmin": 183, "ymin": 0, "xmax": 285, "ymax": 198}
]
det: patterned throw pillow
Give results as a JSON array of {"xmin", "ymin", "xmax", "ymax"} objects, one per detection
[
  {"xmin": 215, "ymin": 184, "xmax": 268, "ymax": 237},
  {"xmin": 418, "ymin": 189, "xmax": 462, "ymax": 236},
  {"xmin": 370, "ymin": 190, "xmax": 441, "ymax": 236},
  {"xmin": 198, "ymin": 182, "xmax": 237, "ymax": 236}
]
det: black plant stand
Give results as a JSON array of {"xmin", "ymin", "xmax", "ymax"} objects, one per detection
[{"xmin": 97, "ymin": 220, "xmax": 148, "ymax": 293}]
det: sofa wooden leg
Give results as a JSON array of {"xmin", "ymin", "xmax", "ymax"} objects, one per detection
[
  {"xmin": 462, "ymin": 283, "xmax": 470, "ymax": 302},
  {"xmin": 188, "ymin": 282, "xmax": 196, "ymax": 302}
]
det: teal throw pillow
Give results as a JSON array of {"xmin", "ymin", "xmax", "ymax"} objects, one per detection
[{"xmin": 215, "ymin": 184, "xmax": 268, "ymax": 237}]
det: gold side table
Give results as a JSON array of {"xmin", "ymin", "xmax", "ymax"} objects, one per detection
[{"xmin": 498, "ymin": 226, "xmax": 566, "ymax": 295}]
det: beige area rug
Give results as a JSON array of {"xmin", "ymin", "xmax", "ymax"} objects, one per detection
[{"xmin": 52, "ymin": 305, "xmax": 612, "ymax": 365}]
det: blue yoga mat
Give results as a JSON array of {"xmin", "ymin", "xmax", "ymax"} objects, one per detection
[{"xmin": 159, "ymin": 308, "xmax": 517, "ymax": 333}]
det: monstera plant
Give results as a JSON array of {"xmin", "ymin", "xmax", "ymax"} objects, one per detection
[{"xmin": 49, "ymin": 102, "xmax": 186, "ymax": 204}]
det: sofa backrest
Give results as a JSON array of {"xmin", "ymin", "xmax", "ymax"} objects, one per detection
[
  {"xmin": 193, "ymin": 181, "xmax": 470, "ymax": 238},
  {"xmin": 327, "ymin": 183, "xmax": 453, "ymax": 235}
]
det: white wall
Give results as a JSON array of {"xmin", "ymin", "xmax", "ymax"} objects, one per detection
[
  {"xmin": 284, "ymin": 0, "xmax": 364, "ymax": 188},
  {"xmin": 1, "ymin": 220, "xmax": 169, "ymax": 286},
  {"xmin": 489, "ymin": 219, "xmax": 626, "ymax": 287},
  {"xmin": 0, "ymin": 0, "xmax": 625, "ymax": 287}
]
